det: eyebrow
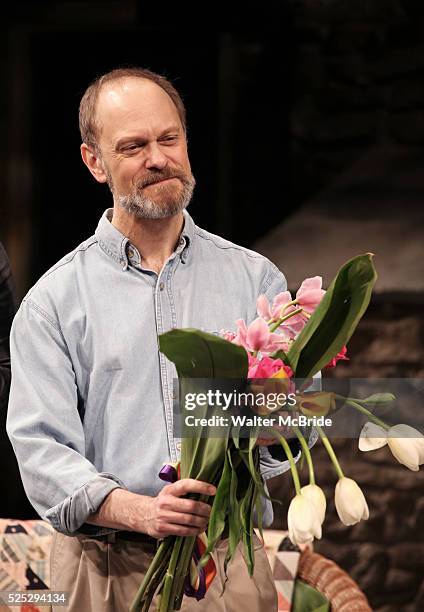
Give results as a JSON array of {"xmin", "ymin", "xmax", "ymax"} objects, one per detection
[{"xmin": 114, "ymin": 125, "xmax": 181, "ymax": 150}]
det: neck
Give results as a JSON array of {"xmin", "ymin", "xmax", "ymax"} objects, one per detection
[{"xmin": 111, "ymin": 207, "xmax": 185, "ymax": 274}]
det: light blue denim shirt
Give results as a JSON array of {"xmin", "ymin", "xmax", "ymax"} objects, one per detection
[{"xmin": 7, "ymin": 209, "xmax": 317, "ymax": 536}]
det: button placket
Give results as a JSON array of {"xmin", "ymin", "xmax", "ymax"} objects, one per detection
[
  {"xmin": 155, "ymin": 275, "xmax": 172, "ymax": 461},
  {"xmin": 155, "ymin": 263, "xmax": 178, "ymax": 463},
  {"xmin": 164, "ymin": 260, "xmax": 181, "ymax": 460}
]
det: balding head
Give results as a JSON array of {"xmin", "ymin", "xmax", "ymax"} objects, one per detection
[{"xmin": 79, "ymin": 67, "xmax": 187, "ymax": 151}]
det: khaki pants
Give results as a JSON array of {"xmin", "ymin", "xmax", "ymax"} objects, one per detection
[{"xmin": 50, "ymin": 531, "xmax": 277, "ymax": 612}]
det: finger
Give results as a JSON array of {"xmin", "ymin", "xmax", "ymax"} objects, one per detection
[
  {"xmin": 161, "ymin": 497, "xmax": 212, "ymax": 518},
  {"xmin": 168, "ymin": 479, "xmax": 216, "ymax": 498},
  {"xmin": 165, "ymin": 524, "xmax": 205, "ymax": 537},
  {"xmin": 160, "ymin": 510, "xmax": 208, "ymax": 528}
]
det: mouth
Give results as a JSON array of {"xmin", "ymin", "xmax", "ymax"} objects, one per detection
[{"xmin": 145, "ymin": 177, "xmax": 179, "ymax": 187}]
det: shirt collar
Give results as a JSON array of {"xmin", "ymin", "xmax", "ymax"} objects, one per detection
[{"xmin": 95, "ymin": 208, "xmax": 195, "ymax": 270}]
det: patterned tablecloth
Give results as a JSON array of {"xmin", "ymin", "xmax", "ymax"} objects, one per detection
[
  {"xmin": 0, "ymin": 519, "xmax": 54, "ymax": 610},
  {"xmin": 262, "ymin": 529, "xmax": 309, "ymax": 611},
  {"xmin": 0, "ymin": 520, "xmax": 302, "ymax": 611}
]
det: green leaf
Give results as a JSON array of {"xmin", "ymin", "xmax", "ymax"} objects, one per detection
[
  {"xmin": 224, "ymin": 450, "xmax": 242, "ymax": 581},
  {"xmin": 288, "ymin": 254, "xmax": 377, "ymax": 378},
  {"xmin": 159, "ymin": 328, "xmax": 248, "ymax": 379},
  {"xmin": 237, "ymin": 445, "xmax": 270, "ymax": 502},
  {"xmin": 359, "ymin": 393, "xmax": 396, "ymax": 405},
  {"xmin": 254, "ymin": 486, "xmax": 264, "ymax": 541},
  {"xmin": 200, "ymin": 452, "xmax": 232, "ymax": 566},
  {"xmin": 240, "ymin": 479, "xmax": 255, "ymax": 576},
  {"xmin": 292, "ymin": 579, "xmax": 330, "ymax": 612},
  {"xmin": 177, "ymin": 378, "xmax": 230, "ymax": 480}
]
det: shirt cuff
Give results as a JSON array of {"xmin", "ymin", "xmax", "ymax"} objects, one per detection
[
  {"xmin": 259, "ymin": 372, "xmax": 322, "ymax": 480},
  {"xmin": 259, "ymin": 428, "xmax": 319, "ymax": 481},
  {"xmin": 44, "ymin": 472, "xmax": 127, "ymax": 536}
]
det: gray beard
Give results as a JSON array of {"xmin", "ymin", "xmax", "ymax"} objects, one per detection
[{"xmin": 114, "ymin": 176, "xmax": 195, "ymax": 220}]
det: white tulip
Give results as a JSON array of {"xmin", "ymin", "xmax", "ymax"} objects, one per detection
[
  {"xmin": 335, "ymin": 477, "xmax": 369, "ymax": 526},
  {"xmin": 287, "ymin": 493, "xmax": 322, "ymax": 546},
  {"xmin": 387, "ymin": 424, "xmax": 424, "ymax": 471},
  {"xmin": 417, "ymin": 440, "xmax": 424, "ymax": 465},
  {"xmin": 358, "ymin": 421, "xmax": 388, "ymax": 451},
  {"xmin": 359, "ymin": 421, "xmax": 424, "ymax": 470},
  {"xmin": 300, "ymin": 484, "xmax": 327, "ymax": 525}
]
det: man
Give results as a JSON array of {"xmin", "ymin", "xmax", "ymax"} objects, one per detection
[{"xmin": 7, "ymin": 68, "xmax": 305, "ymax": 611}]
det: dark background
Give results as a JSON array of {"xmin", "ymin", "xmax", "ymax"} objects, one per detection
[
  {"xmin": 1, "ymin": 2, "xmax": 424, "ymax": 610},
  {"xmin": 1, "ymin": 1, "xmax": 296, "ymax": 289}
]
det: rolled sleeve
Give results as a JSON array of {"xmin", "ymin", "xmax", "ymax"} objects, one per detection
[
  {"xmin": 45, "ymin": 472, "xmax": 125, "ymax": 536},
  {"xmin": 6, "ymin": 299, "xmax": 126, "ymax": 536}
]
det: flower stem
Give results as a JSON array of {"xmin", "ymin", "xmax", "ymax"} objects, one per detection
[
  {"xmin": 282, "ymin": 299, "xmax": 297, "ymax": 310},
  {"xmin": 292, "ymin": 426, "xmax": 315, "ymax": 485},
  {"xmin": 130, "ymin": 538, "xmax": 173, "ymax": 612},
  {"xmin": 335, "ymin": 395, "xmax": 390, "ymax": 430},
  {"xmin": 316, "ymin": 425, "xmax": 344, "ymax": 480},
  {"xmin": 159, "ymin": 536, "xmax": 183, "ymax": 611},
  {"xmin": 272, "ymin": 429, "xmax": 301, "ymax": 494},
  {"xmin": 269, "ymin": 308, "xmax": 304, "ymax": 332},
  {"xmin": 170, "ymin": 535, "xmax": 196, "ymax": 611}
]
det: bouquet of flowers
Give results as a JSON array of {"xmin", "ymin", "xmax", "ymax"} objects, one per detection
[{"xmin": 130, "ymin": 254, "xmax": 424, "ymax": 612}]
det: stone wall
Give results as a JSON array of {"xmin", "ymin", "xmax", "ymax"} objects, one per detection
[{"xmin": 268, "ymin": 302, "xmax": 424, "ymax": 610}]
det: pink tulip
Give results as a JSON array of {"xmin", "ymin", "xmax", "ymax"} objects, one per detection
[
  {"xmin": 257, "ymin": 291, "xmax": 293, "ymax": 321},
  {"xmin": 284, "ymin": 313, "xmax": 307, "ymax": 335},
  {"xmin": 248, "ymin": 355, "xmax": 293, "ymax": 379},
  {"xmin": 234, "ymin": 317, "xmax": 287, "ymax": 354},
  {"xmin": 296, "ymin": 276, "xmax": 325, "ymax": 314},
  {"xmin": 288, "ymin": 276, "xmax": 326, "ymax": 333},
  {"xmin": 257, "ymin": 292, "xmax": 304, "ymax": 337}
]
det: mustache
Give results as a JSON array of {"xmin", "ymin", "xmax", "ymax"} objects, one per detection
[{"xmin": 135, "ymin": 168, "xmax": 190, "ymax": 189}]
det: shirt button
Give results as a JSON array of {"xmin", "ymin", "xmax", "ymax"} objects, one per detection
[
  {"xmin": 175, "ymin": 441, "xmax": 181, "ymax": 452},
  {"xmin": 127, "ymin": 248, "xmax": 135, "ymax": 258},
  {"xmin": 179, "ymin": 238, "xmax": 184, "ymax": 246},
  {"xmin": 159, "ymin": 282, "xmax": 165, "ymax": 291}
]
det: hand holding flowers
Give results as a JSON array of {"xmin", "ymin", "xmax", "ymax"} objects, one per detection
[{"xmin": 144, "ymin": 479, "xmax": 216, "ymax": 539}]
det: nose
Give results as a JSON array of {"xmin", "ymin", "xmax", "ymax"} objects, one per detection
[{"xmin": 144, "ymin": 141, "xmax": 168, "ymax": 170}]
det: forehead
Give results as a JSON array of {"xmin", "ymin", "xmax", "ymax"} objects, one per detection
[{"xmin": 95, "ymin": 77, "xmax": 181, "ymax": 143}]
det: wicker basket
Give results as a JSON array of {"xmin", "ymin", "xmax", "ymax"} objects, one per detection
[{"xmin": 297, "ymin": 548, "xmax": 372, "ymax": 611}]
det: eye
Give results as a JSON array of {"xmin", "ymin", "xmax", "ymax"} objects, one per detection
[{"xmin": 160, "ymin": 135, "xmax": 178, "ymax": 144}]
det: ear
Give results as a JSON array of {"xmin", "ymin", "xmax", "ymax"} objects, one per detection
[{"xmin": 80, "ymin": 143, "xmax": 108, "ymax": 183}]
